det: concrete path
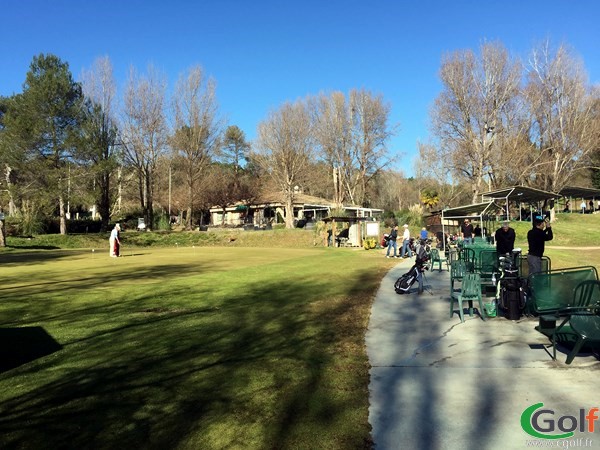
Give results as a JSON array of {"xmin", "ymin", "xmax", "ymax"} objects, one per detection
[{"xmin": 366, "ymin": 259, "xmax": 600, "ymax": 450}]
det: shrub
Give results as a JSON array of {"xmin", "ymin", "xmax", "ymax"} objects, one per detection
[{"xmin": 363, "ymin": 237, "xmax": 377, "ymax": 250}]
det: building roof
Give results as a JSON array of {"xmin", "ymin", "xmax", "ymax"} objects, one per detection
[
  {"xmin": 558, "ymin": 186, "xmax": 600, "ymax": 200},
  {"xmin": 481, "ymin": 186, "xmax": 559, "ymax": 204},
  {"xmin": 209, "ymin": 192, "xmax": 383, "ymax": 215},
  {"xmin": 440, "ymin": 201, "xmax": 500, "ymax": 219}
]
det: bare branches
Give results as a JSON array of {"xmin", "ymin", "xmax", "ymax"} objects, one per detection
[
  {"xmin": 121, "ymin": 64, "xmax": 168, "ymax": 228},
  {"xmin": 171, "ymin": 65, "xmax": 222, "ymax": 229},
  {"xmin": 255, "ymin": 100, "xmax": 314, "ymax": 228}
]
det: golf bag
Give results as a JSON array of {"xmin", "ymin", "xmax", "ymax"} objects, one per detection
[
  {"xmin": 381, "ymin": 233, "xmax": 389, "ymax": 248},
  {"xmin": 394, "ymin": 243, "xmax": 430, "ymax": 294},
  {"xmin": 496, "ymin": 256, "xmax": 525, "ymax": 319}
]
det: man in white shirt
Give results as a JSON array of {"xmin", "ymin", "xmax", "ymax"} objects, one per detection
[{"xmin": 400, "ymin": 224, "xmax": 412, "ymax": 258}]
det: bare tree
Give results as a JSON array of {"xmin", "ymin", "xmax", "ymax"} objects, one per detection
[
  {"xmin": 431, "ymin": 42, "xmax": 522, "ymax": 202},
  {"xmin": 171, "ymin": 65, "xmax": 221, "ymax": 229},
  {"xmin": 121, "ymin": 65, "xmax": 168, "ymax": 230},
  {"xmin": 524, "ymin": 42, "xmax": 599, "ymax": 193},
  {"xmin": 416, "ymin": 141, "xmax": 466, "ymax": 208},
  {"xmin": 349, "ymin": 89, "xmax": 395, "ymax": 206},
  {"xmin": 255, "ymin": 100, "xmax": 314, "ymax": 228},
  {"xmin": 80, "ymin": 56, "xmax": 119, "ymax": 231},
  {"xmin": 312, "ymin": 89, "xmax": 395, "ymax": 207},
  {"xmin": 311, "ymin": 91, "xmax": 353, "ymax": 207}
]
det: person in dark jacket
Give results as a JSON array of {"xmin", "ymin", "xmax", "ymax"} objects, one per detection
[
  {"xmin": 527, "ymin": 216, "xmax": 553, "ymax": 275},
  {"xmin": 386, "ymin": 225, "xmax": 399, "ymax": 258},
  {"xmin": 495, "ymin": 221, "xmax": 516, "ymax": 256},
  {"xmin": 461, "ymin": 218, "xmax": 474, "ymax": 245}
]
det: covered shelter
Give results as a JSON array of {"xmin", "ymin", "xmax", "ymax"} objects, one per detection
[
  {"xmin": 558, "ymin": 186, "xmax": 600, "ymax": 213},
  {"xmin": 481, "ymin": 186, "xmax": 559, "ymax": 221},
  {"xmin": 439, "ymin": 201, "xmax": 500, "ymax": 250},
  {"xmin": 322, "ymin": 216, "xmax": 380, "ymax": 247}
]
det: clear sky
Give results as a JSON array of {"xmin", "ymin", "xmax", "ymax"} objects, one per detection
[{"xmin": 2, "ymin": 0, "xmax": 599, "ymax": 176}]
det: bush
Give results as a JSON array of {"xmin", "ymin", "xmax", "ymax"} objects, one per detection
[{"xmin": 363, "ymin": 237, "xmax": 377, "ymax": 250}]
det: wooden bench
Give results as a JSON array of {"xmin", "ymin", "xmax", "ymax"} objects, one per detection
[{"xmin": 528, "ymin": 266, "xmax": 600, "ymax": 362}]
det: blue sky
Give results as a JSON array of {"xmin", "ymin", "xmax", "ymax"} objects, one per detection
[{"xmin": 2, "ymin": 1, "xmax": 599, "ymax": 176}]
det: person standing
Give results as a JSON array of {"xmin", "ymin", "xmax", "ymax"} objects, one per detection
[
  {"xmin": 420, "ymin": 227, "xmax": 428, "ymax": 240},
  {"xmin": 580, "ymin": 200, "xmax": 586, "ymax": 214},
  {"xmin": 386, "ymin": 225, "xmax": 398, "ymax": 258},
  {"xmin": 461, "ymin": 218, "xmax": 474, "ymax": 245},
  {"xmin": 400, "ymin": 224, "xmax": 413, "ymax": 258},
  {"xmin": 495, "ymin": 221, "xmax": 516, "ymax": 256},
  {"xmin": 527, "ymin": 216, "xmax": 553, "ymax": 275},
  {"xmin": 110, "ymin": 223, "xmax": 121, "ymax": 257}
]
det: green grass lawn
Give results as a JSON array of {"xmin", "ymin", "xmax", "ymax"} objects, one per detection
[
  {"xmin": 0, "ymin": 245, "xmax": 388, "ymax": 449},
  {"xmin": 1, "ymin": 214, "xmax": 598, "ymax": 449}
]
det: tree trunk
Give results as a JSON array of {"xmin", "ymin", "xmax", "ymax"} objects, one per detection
[
  {"xmin": 59, "ymin": 195, "xmax": 67, "ymax": 235},
  {"xmin": 186, "ymin": 182, "xmax": 194, "ymax": 230},
  {"xmin": 285, "ymin": 194, "xmax": 295, "ymax": 229},
  {"xmin": 0, "ymin": 215, "xmax": 6, "ymax": 247}
]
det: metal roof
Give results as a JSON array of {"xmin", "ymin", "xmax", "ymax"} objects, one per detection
[
  {"xmin": 558, "ymin": 186, "xmax": 600, "ymax": 200},
  {"xmin": 441, "ymin": 201, "xmax": 500, "ymax": 219},
  {"xmin": 481, "ymin": 186, "xmax": 559, "ymax": 203}
]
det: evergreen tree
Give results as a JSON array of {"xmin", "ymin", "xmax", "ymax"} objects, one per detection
[{"xmin": 2, "ymin": 54, "xmax": 84, "ymax": 234}]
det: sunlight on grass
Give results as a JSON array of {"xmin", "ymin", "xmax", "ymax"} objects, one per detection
[{"xmin": 0, "ymin": 246, "xmax": 384, "ymax": 449}]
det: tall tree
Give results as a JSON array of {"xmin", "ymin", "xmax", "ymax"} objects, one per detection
[
  {"xmin": 349, "ymin": 89, "xmax": 395, "ymax": 206},
  {"xmin": 121, "ymin": 65, "xmax": 168, "ymax": 230},
  {"xmin": 312, "ymin": 90, "xmax": 395, "ymax": 207},
  {"xmin": 171, "ymin": 66, "xmax": 221, "ymax": 230},
  {"xmin": 80, "ymin": 56, "xmax": 119, "ymax": 231},
  {"xmin": 524, "ymin": 42, "xmax": 599, "ymax": 193},
  {"xmin": 1, "ymin": 54, "xmax": 84, "ymax": 234},
  {"xmin": 221, "ymin": 125, "xmax": 250, "ymax": 178},
  {"xmin": 430, "ymin": 42, "xmax": 521, "ymax": 202},
  {"xmin": 220, "ymin": 125, "xmax": 260, "ymax": 216},
  {"xmin": 312, "ymin": 91, "xmax": 352, "ymax": 207},
  {"xmin": 255, "ymin": 100, "xmax": 314, "ymax": 228}
]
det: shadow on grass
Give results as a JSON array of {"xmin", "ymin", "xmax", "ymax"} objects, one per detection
[
  {"xmin": 0, "ymin": 267, "xmax": 380, "ymax": 449},
  {"xmin": 0, "ymin": 249, "xmax": 84, "ymax": 266},
  {"xmin": 0, "ymin": 327, "xmax": 63, "ymax": 374}
]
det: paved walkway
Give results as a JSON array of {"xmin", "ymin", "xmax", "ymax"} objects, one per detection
[{"xmin": 366, "ymin": 259, "xmax": 600, "ymax": 450}]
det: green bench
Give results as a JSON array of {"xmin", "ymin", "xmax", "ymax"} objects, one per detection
[{"xmin": 528, "ymin": 266, "xmax": 600, "ymax": 363}]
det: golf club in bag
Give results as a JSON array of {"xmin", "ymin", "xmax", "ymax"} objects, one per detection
[
  {"xmin": 495, "ymin": 253, "xmax": 525, "ymax": 319},
  {"xmin": 394, "ymin": 243, "xmax": 430, "ymax": 294}
]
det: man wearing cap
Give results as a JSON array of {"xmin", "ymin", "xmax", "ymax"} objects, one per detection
[
  {"xmin": 495, "ymin": 221, "xmax": 516, "ymax": 256},
  {"xmin": 527, "ymin": 215, "xmax": 553, "ymax": 275},
  {"xmin": 400, "ymin": 224, "xmax": 413, "ymax": 258}
]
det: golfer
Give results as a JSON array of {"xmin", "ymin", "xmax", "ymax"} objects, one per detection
[{"xmin": 110, "ymin": 223, "xmax": 121, "ymax": 257}]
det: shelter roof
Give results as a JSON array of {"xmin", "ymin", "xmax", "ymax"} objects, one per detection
[
  {"xmin": 441, "ymin": 201, "xmax": 499, "ymax": 219},
  {"xmin": 481, "ymin": 186, "xmax": 559, "ymax": 203},
  {"xmin": 322, "ymin": 216, "xmax": 376, "ymax": 223},
  {"xmin": 558, "ymin": 186, "xmax": 600, "ymax": 200}
]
